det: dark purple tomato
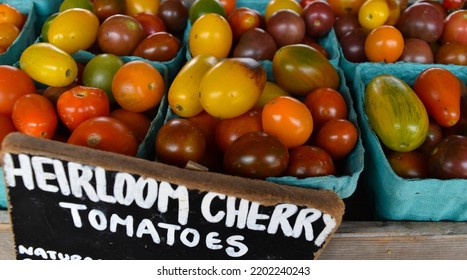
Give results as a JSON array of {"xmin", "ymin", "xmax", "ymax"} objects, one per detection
[
  {"xmin": 396, "ymin": 2, "xmax": 445, "ymax": 43},
  {"xmin": 286, "ymin": 145, "xmax": 335, "ymax": 178},
  {"xmin": 133, "ymin": 32, "xmax": 181, "ymax": 61},
  {"xmin": 301, "ymin": 0, "xmax": 335, "ymax": 38},
  {"xmin": 223, "ymin": 131, "xmax": 289, "ymax": 179},
  {"xmin": 266, "ymin": 9, "xmax": 306, "ymax": 47},
  {"xmin": 399, "ymin": 38, "xmax": 434, "ymax": 64},
  {"xmin": 155, "ymin": 118, "xmax": 207, "ymax": 168},
  {"xmin": 232, "ymin": 28, "xmax": 278, "ymax": 61},
  {"xmin": 387, "ymin": 150, "xmax": 429, "ymax": 178},
  {"xmin": 333, "ymin": 13, "xmax": 360, "ymax": 39},
  {"xmin": 434, "ymin": 42, "xmax": 467, "ymax": 65},
  {"xmin": 417, "ymin": 118, "xmax": 443, "ymax": 156},
  {"xmin": 158, "ymin": 0, "xmax": 189, "ymax": 35},
  {"xmin": 97, "ymin": 14, "xmax": 146, "ymax": 56},
  {"xmin": 428, "ymin": 134, "xmax": 467, "ymax": 179},
  {"xmin": 92, "ymin": 0, "xmax": 126, "ymax": 22},
  {"xmin": 339, "ymin": 27, "xmax": 368, "ymax": 62}
]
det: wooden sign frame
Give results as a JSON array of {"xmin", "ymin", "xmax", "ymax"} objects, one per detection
[{"xmin": 1, "ymin": 133, "xmax": 344, "ymax": 260}]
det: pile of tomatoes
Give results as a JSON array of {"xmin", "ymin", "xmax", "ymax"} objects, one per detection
[
  {"xmin": 0, "ymin": 3, "xmax": 27, "ymax": 54},
  {"xmin": 364, "ymin": 66, "xmax": 467, "ymax": 179},
  {"xmin": 334, "ymin": 0, "xmax": 467, "ymax": 65}
]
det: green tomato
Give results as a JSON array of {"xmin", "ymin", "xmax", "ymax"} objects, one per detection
[{"xmin": 82, "ymin": 54, "xmax": 125, "ymax": 103}]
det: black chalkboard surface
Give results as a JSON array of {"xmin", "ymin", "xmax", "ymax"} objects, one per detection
[{"xmin": 1, "ymin": 133, "xmax": 345, "ymax": 260}]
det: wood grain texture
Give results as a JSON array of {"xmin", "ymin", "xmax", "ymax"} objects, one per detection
[{"xmin": 1, "ymin": 210, "xmax": 466, "ymax": 260}]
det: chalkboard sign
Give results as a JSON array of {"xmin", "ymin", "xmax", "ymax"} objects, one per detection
[{"xmin": 1, "ymin": 133, "xmax": 345, "ymax": 260}]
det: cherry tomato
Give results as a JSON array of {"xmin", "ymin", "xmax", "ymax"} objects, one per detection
[
  {"xmin": 262, "ymin": 96, "xmax": 313, "ymax": 149},
  {"xmin": 364, "ymin": 25, "xmax": 404, "ymax": 63},
  {"xmin": 125, "ymin": 0, "xmax": 160, "ymax": 16},
  {"xmin": 92, "ymin": 0, "xmax": 126, "ymax": 22},
  {"xmin": 110, "ymin": 108, "xmax": 151, "ymax": 144},
  {"xmin": 82, "ymin": 53, "xmax": 124, "ymax": 103},
  {"xmin": 314, "ymin": 118, "xmax": 358, "ymax": 159},
  {"xmin": 255, "ymin": 81, "xmax": 290, "ymax": 109},
  {"xmin": 189, "ymin": 0, "xmax": 226, "ymax": 24},
  {"xmin": 264, "ymin": 0, "xmax": 303, "ymax": 22},
  {"xmin": 435, "ymin": 42, "xmax": 467, "ymax": 65},
  {"xmin": 12, "ymin": 94, "xmax": 57, "ymax": 139},
  {"xmin": 0, "ymin": 65, "xmax": 37, "ymax": 116},
  {"xmin": 0, "ymin": 3, "xmax": 26, "ymax": 29},
  {"xmin": 155, "ymin": 118, "xmax": 206, "ymax": 168},
  {"xmin": 134, "ymin": 12, "xmax": 166, "ymax": 36},
  {"xmin": 413, "ymin": 67, "xmax": 461, "ymax": 127},
  {"xmin": 189, "ymin": 13, "xmax": 233, "ymax": 58},
  {"xmin": 441, "ymin": 9, "xmax": 467, "ymax": 46},
  {"xmin": 417, "ymin": 118, "xmax": 443, "ymax": 156},
  {"xmin": 302, "ymin": 0, "xmax": 336, "ymax": 38},
  {"xmin": 57, "ymin": 85, "xmax": 110, "ymax": 131},
  {"xmin": 48, "ymin": 8, "xmax": 100, "ymax": 54},
  {"xmin": 199, "ymin": 57, "xmax": 266, "ymax": 119},
  {"xmin": 132, "ymin": 31, "xmax": 181, "ymax": 62},
  {"xmin": 59, "ymin": 0, "xmax": 94, "ymax": 11},
  {"xmin": 442, "ymin": 0, "xmax": 465, "ymax": 12},
  {"xmin": 0, "ymin": 23, "xmax": 20, "ymax": 50},
  {"xmin": 215, "ymin": 108, "xmax": 263, "ymax": 152},
  {"xmin": 20, "ymin": 42, "xmax": 79, "ymax": 87},
  {"xmin": 223, "ymin": 131, "xmax": 289, "ymax": 179},
  {"xmin": 67, "ymin": 116, "xmax": 138, "ymax": 156},
  {"xmin": 358, "ymin": 0, "xmax": 390, "ymax": 30},
  {"xmin": 40, "ymin": 13, "xmax": 59, "ymax": 43},
  {"xmin": 387, "ymin": 150, "xmax": 428, "ymax": 178},
  {"xmin": 228, "ymin": 7, "xmax": 261, "ymax": 41},
  {"xmin": 304, "ymin": 87, "xmax": 348, "ymax": 130},
  {"xmin": 327, "ymin": 0, "xmax": 365, "ymax": 16},
  {"xmin": 157, "ymin": 0, "xmax": 188, "ymax": 35},
  {"xmin": 186, "ymin": 110, "xmax": 220, "ymax": 147},
  {"xmin": 219, "ymin": 0, "xmax": 236, "ymax": 16},
  {"xmin": 286, "ymin": 145, "xmax": 336, "ymax": 177},
  {"xmin": 112, "ymin": 60, "xmax": 165, "ymax": 113}
]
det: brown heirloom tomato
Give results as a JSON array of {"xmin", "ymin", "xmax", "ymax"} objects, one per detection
[
  {"xmin": 387, "ymin": 150, "xmax": 428, "ymax": 178},
  {"xmin": 286, "ymin": 145, "xmax": 336, "ymax": 178},
  {"xmin": 155, "ymin": 118, "xmax": 206, "ymax": 168},
  {"xmin": 223, "ymin": 131, "xmax": 289, "ymax": 179},
  {"xmin": 413, "ymin": 67, "xmax": 461, "ymax": 127},
  {"xmin": 133, "ymin": 32, "xmax": 181, "ymax": 62}
]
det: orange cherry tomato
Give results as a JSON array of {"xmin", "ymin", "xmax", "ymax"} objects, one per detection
[
  {"xmin": 314, "ymin": 118, "xmax": 358, "ymax": 159},
  {"xmin": 67, "ymin": 116, "xmax": 139, "ymax": 156},
  {"xmin": 304, "ymin": 87, "xmax": 348, "ymax": 130},
  {"xmin": 0, "ymin": 3, "xmax": 26, "ymax": 29},
  {"xmin": 110, "ymin": 108, "xmax": 151, "ymax": 144},
  {"xmin": 262, "ymin": 96, "xmax": 313, "ymax": 149},
  {"xmin": 364, "ymin": 25, "xmax": 404, "ymax": 63},
  {"xmin": 11, "ymin": 94, "xmax": 57, "ymax": 139},
  {"xmin": 0, "ymin": 65, "xmax": 37, "ymax": 116},
  {"xmin": 57, "ymin": 85, "xmax": 110, "ymax": 131},
  {"xmin": 111, "ymin": 60, "xmax": 165, "ymax": 113},
  {"xmin": 0, "ymin": 22, "xmax": 20, "ymax": 50}
]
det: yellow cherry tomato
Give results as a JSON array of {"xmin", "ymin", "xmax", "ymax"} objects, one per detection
[
  {"xmin": 48, "ymin": 8, "xmax": 99, "ymax": 54},
  {"xmin": 20, "ymin": 43, "xmax": 78, "ymax": 87},
  {"xmin": 199, "ymin": 58, "xmax": 266, "ymax": 119},
  {"xmin": 189, "ymin": 13, "xmax": 233, "ymax": 59},
  {"xmin": 125, "ymin": 0, "xmax": 160, "ymax": 16},
  {"xmin": 358, "ymin": 0, "xmax": 390, "ymax": 30},
  {"xmin": 265, "ymin": 0, "xmax": 303, "ymax": 22}
]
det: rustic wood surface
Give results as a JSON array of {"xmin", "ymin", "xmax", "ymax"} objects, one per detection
[{"xmin": 1, "ymin": 210, "xmax": 466, "ymax": 260}]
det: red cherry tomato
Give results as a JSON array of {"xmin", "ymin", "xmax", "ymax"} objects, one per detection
[
  {"xmin": 11, "ymin": 94, "xmax": 57, "ymax": 139},
  {"xmin": 57, "ymin": 85, "xmax": 110, "ymax": 131},
  {"xmin": 314, "ymin": 118, "xmax": 358, "ymax": 159}
]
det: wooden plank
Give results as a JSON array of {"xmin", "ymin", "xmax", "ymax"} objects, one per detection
[{"xmin": 1, "ymin": 210, "xmax": 467, "ymax": 260}]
